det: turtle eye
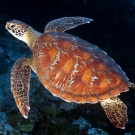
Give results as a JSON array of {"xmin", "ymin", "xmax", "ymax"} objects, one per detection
[{"xmin": 9, "ymin": 23, "xmax": 15, "ymax": 29}]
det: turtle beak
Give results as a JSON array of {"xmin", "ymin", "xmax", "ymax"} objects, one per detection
[{"xmin": 5, "ymin": 22, "xmax": 9, "ymax": 30}]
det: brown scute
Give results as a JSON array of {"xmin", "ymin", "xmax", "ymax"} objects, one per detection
[
  {"xmin": 39, "ymin": 53, "xmax": 51, "ymax": 70},
  {"xmin": 37, "ymin": 40, "xmax": 58, "ymax": 71},
  {"xmin": 55, "ymin": 38, "xmax": 72, "ymax": 50},
  {"xmin": 73, "ymin": 95, "xmax": 86, "ymax": 103},
  {"xmin": 83, "ymin": 52, "xmax": 91, "ymax": 60},
  {"xmin": 39, "ymin": 47, "xmax": 57, "ymax": 71},
  {"xmin": 67, "ymin": 61, "xmax": 92, "ymax": 96},
  {"xmin": 86, "ymin": 96, "xmax": 98, "ymax": 103},
  {"xmin": 60, "ymin": 92, "xmax": 73, "ymax": 102},
  {"xmin": 46, "ymin": 51, "xmax": 75, "ymax": 90},
  {"xmin": 90, "ymin": 71, "xmax": 108, "ymax": 95},
  {"xmin": 62, "ymin": 57, "xmax": 75, "ymax": 73},
  {"xmin": 82, "ymin": 69, "xmax": 92, "ymax": 84}
]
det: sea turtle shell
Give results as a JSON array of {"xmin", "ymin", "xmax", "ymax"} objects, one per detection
[{"xmin": 32, "ymin": 32, "xmax": 130, "ymax": 103}]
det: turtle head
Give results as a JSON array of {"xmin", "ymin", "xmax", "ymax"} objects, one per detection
[
  {"xmin": 5, "ymin": 20, "xmax": 29, "ymax": 41},
  {"xmin": 5, "ymin": 19, "xmax": 41, "ymax": 48}
]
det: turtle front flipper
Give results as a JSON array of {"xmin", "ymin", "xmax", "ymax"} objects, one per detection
[
  {"xmin": 100, "ymin": 97, "xmax": 128, "ymax": 129},
  {"xmin": 44, "ymin": 17, "xmax": 93, "ymax": 33},
  {"xmin": 11, "ymin": 58, "xmax": 31, "ymax": 119}
]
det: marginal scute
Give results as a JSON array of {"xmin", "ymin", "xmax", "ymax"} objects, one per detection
[
  {"xmin": 110, "ymin": 87, "xmax": 120, "ymax": 96},
  {"xmin": 86, "ymin": 96, "xmax": 98, "ymax": 103},
  {"xmin": 39, "ymin": 34, "xmax": 53, "ymax": 44},
  {"xmin": 49, "ymin": 85, "xmax": 60, "ymax": 97},
  {"xmin": 55, "ymin": 38, "xmax": 72, "ymax": 50},
  {"xmin": 90, "ymin": 56, "xmax": 107, "ymax": 71},
  {"xmin": 107, "ymin": 70, "xmax": 121, "ymax": 89},
  {"xmin": 119, "ymin": 82, "xmax": 129, "ymax": 92},
  {"xmin": 98, "ymin": 92, "xmax": 110, "ymax": 101},
  {"xmin": 40, "ymin": 76, "xmax": 50, "ymax": 90},
  {"xmin": 72, "ymin": 45, "xmax": 91, "ymax": 60},
  {"xmin": 36, "ymin": 67, "xmax": 43, "ymax": 80},
  {"xmin": 60, "ymin": 91, "xmax": 73, "ymax": 102},
  {"xmin": 73, "ymin": 95, "xmax": 86, "ymax": 103}
]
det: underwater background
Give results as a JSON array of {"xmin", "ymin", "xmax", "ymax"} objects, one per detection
[{"xmin": 0, "ymin": 0, "xmax": 135, "ymax": 134}]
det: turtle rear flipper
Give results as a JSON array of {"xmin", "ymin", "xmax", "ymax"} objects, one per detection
[
  {"xmin": 100, "ymin": 97, "xmax": 128, "ymax": 129},
  {"xmin": 11, "ymin": 58, "xmax": 31, "ymax": 119}
]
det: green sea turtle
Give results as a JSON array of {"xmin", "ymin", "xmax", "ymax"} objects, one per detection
[{"xmin": 5, "ymin": 17, "xmax": 135, "ymax": 129}]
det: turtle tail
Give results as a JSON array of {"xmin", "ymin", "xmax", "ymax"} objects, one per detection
[{"xmin": 130, "ymin": 82, "xmax": 135, "ymax": 89}]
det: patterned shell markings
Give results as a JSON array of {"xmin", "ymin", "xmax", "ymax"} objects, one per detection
[{"xmin": 32, "ymin": 32, "xmax": 130, "ymax": 104}]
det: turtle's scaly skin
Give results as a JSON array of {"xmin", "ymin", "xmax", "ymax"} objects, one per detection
[
  {"xmin": 32, "ymin": 32, "xmax": 130, "ymax": 103},
  {"xmin": 11, "ymin": 58, "xmax": 31, "ymax": 115}
]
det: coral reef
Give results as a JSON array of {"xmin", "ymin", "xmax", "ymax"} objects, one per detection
[{"xmin": 20, "ymin": 124, "xmax": 34, "ymax": 132}]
